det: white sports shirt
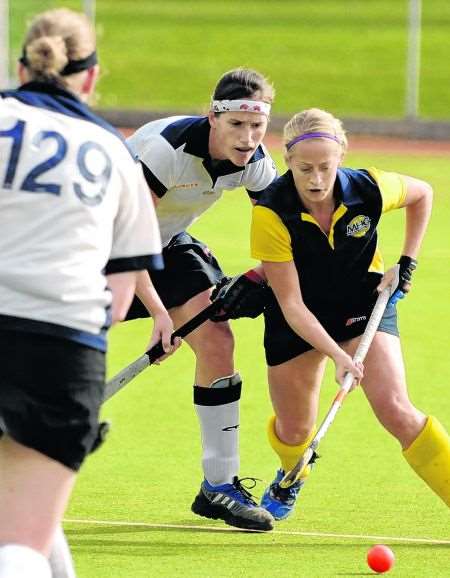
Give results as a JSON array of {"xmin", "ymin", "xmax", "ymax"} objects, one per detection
[
  {"xmin": 0, "ymin": 82, "xmax": 162, "ymax": 351},
  {"xmin": 127, "ymin": 116, "xmax": 277, "ymax": 246}
]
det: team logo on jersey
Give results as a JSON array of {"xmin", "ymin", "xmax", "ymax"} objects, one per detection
[{"xmin": 346, "ymin": 215, "xmax": 371, "ymax": 238}]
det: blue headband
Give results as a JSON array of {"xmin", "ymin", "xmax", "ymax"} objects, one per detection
[{"xmin": 286, "ymin": 132, "xmax": 341, "ymax": 151}]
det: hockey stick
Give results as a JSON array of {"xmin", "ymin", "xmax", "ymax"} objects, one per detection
[
  {"xmin": 104, "ymin": 299, "xmax": 222, "ymax": 401},
  {"xmin": 279, "ymin": 286, "xmax": 392, "ymax": 488}
]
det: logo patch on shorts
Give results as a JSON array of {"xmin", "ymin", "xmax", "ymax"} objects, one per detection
[
  {"xmin": 346, "ymin": 215, "xmax": 371, "ymax": 238},
  {"xmin": 345, "ymin": 315, "xmax": 367, "ymax": 326}
]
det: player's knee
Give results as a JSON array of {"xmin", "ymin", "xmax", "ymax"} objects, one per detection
[
  {"xmin": 194, "ymin": 321, "xmax": 235, "ymax": 360},
  {"xmin": 375, "ymin": 395, "xmax": 421, "ymax": 441}
]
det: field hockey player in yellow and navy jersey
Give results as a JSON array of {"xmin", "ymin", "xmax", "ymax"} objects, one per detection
[{"xmin": 250, "ymin": 108, "xmax": 450, "ymax": 520}]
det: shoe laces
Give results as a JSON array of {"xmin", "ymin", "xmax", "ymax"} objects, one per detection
[
  {"xmin": 231, "ymin": 476, "xmax": 260, "ymax": 506},
  {"xmin": 271, "ymin": 479, "xmax": 301, "ymax": 505}
]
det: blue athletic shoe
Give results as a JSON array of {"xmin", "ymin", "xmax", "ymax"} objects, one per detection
[
  {"xmin": 191, "ymin": 476, "xmax": 274, "ymax": 531},
  {"xmin": 260, "ymin": 469, "xmax": 305, "ymax": 520}
]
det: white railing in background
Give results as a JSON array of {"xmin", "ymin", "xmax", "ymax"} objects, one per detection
[
  {"xmin": 406, "ymin": 0, "xmax": 422, "ymax": 119},
  {"xmin": 0, "ymin": 0, "xmax": 10, "ymax": 88},
  {"xmin": 83, "ymin": 0, "xmax": 96, "ymax": 25}
]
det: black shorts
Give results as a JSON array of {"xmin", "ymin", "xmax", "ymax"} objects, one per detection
[
  {"xmin": 264, "ymin": 300, "xmax": 399, "ymax": 366},
  {"xmin": 126, "ymin": 231, "xmax": 225, "ymax": 318},
  {"xmin": 0, "ymin": 329, "xmax": 105, "ymax": 471}
]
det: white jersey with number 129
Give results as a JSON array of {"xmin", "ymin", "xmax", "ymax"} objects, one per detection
[{"xmin": 0, "ymin": 83, "xmax": 162, "ymax": 350}]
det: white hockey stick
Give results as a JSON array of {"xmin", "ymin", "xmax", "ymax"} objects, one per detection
[{"xmin": 279, "ymin": 286, "xmax": 392, "ymax": 488}]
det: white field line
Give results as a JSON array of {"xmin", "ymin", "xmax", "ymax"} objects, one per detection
[{"xmin": 64, "ymin": 518, "xmax": 450, "ymax": 545}]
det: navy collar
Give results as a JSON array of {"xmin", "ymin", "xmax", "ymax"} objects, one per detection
[
  {"xmin": 1, "ymin": 81, "xmax": 128, "ymax": 148},
  {"xmin": 9, "ymin": 80, "xmax": 84, "ymax": 107},
  {"xmin": 336, "ymin": 168, "xmax": 363, "ymax": 206},
  {"xmin": 184, "ymin": 117, "xmax": 266, "ymax": 182},
  {"xmin": 182, "ymin": 117, "xmax": 210, "ymax": 158}
]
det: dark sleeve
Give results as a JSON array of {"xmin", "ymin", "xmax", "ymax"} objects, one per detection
[
  {"xmin": 105, "ymin": 254, "xmax": 164, "ymax": 274},
  {"xmin": 140, "ymin": 161, "xmax": 168, "ymax": 199},
  {"xmin": 245, "ymin": 149, "xmax": 278, "ymax": 201}
]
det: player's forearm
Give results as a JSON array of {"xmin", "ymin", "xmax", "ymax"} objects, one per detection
[{"xmin": 281, "ymin": 300, "xmax": 343, "ymax": 360}]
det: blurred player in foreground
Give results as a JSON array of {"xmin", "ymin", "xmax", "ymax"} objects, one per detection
[
  {"xmin": 0, "ymin": 9, "xmax": 168, "ymax": 577},
  {"xmin": 126, "ymin": 68, "xmax": 277, "ymax": 531},
  {"xmin": 249, "ymin": 108, "xmax": 450, "ymax": 519}
]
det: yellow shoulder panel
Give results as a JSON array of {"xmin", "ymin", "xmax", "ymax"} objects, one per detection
[
  {"xmin": 251, "ymin": 205, "xmax": 293, "ymax": 262},
  {"xmin": 367, "ymin": 167, "xmax": 407, "ymax": 213}
]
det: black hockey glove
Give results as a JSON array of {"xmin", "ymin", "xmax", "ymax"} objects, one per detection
[
  {"xmin": 211, "ymin": 269, "xmax": 273, "ymax": 321},
  {"xmin": 389, "ymin": 255, "xmax": 417, "ymax": 305}
]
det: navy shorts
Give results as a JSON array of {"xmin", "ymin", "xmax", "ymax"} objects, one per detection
[
  {"xmin": 0, "ymin": 329, "xmax": 105, "ymax": 471},
  {"xmin": 264, "ymin": 301, "xmax": 399, "ymax": 366},
  {"xmin": 126, "ymin": 231, "xmax": 225, "ymax": 318}
]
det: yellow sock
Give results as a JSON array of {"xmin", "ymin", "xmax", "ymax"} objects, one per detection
[
  {"xmin": 267, "ymin": 415, "xmax": 316, "ymax": 479},
  {"xmin": 403, "ymin": 416, "xmax": 450, "ymax": 508}
]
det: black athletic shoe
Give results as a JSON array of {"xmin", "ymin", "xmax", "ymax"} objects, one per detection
[{"xmin": 191, "ymin": 476, "xmax": 274, "ymax": 531}]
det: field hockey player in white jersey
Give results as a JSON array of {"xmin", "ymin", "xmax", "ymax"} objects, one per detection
[
  {"xmin": 126, "ymin": 68, "xmax": 277, "ymax": 531},
  {"xmin": 0, "ymin": 9, "xmax": 170, "ymax": 578}
]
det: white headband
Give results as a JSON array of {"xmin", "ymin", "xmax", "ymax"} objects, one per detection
[{"xmin": 211, "ymin": 99, "xmax": 271, "ymax": 116}]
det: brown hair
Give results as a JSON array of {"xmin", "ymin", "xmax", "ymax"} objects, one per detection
[
  {"xmin": 21, "ymin": 8, "xmax": 95, "ymax": 85},
  {"xmin": 212, "ymin": 68, "xmax": 275, "ymax": 105}
]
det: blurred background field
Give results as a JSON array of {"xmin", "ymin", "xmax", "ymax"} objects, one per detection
[{"xmin": 8, "ymin": 0, "xmax": 450, "ymax": 118}]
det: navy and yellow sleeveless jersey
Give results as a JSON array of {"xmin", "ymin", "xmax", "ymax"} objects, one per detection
[{"xmin": 251, "ymin": 167, "xmax": 406, "ymax": 313}]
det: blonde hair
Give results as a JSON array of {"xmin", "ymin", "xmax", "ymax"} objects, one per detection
[
  {"xmin": 21, "ymin": 8, "xmax": 95, "ymax": 84},
  {"xmin": 283, "ymin": 108, "xmax": 348, "ymax": 154}
]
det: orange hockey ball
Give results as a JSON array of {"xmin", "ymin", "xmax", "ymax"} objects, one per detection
[{"xmin": 367, "ymin": 544, "xmax": 395, "ymax": 573}]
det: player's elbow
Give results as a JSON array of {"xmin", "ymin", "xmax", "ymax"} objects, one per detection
[
  {"xmin": 111, "ymin": 302, "xmax": 130, "ymax": 324},
  {"xmin": 107, "ymin": 271, "xmax": 138, "ymax": 325},
  {"xmin": 403, "ymin": 176, "xmax": 433, "ymax": 210},
  {"xmin": 418, "ymin": 180, "xmax": 433, "ymax": 203}
]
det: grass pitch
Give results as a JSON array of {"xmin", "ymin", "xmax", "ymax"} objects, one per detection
[{"xmin": 66, "ymin": 148, "xmax": 450, "ymax": 577}]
